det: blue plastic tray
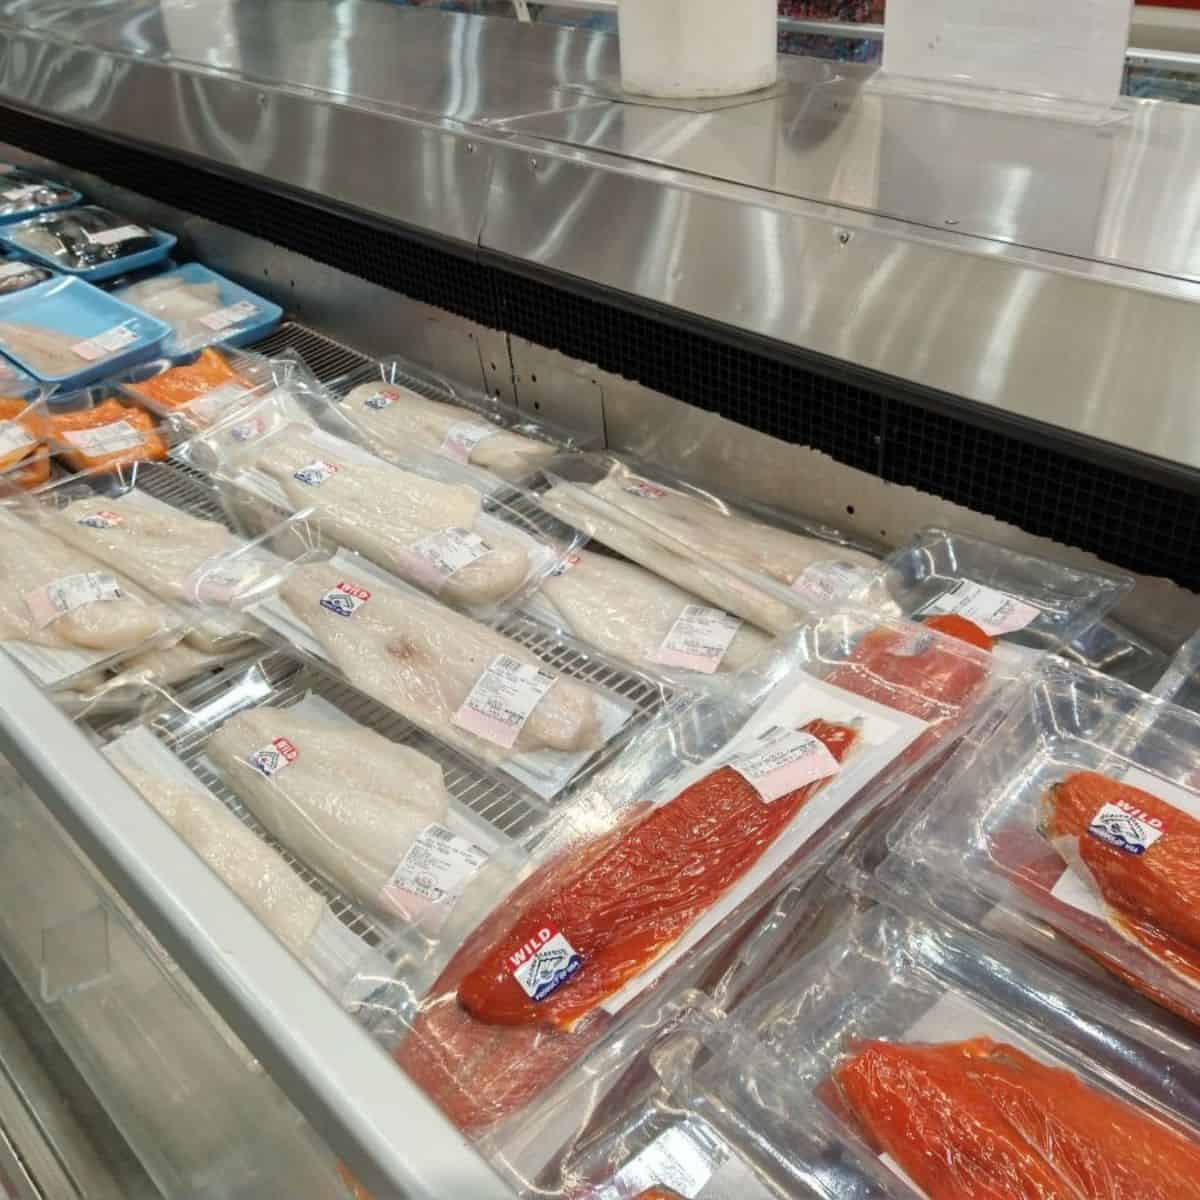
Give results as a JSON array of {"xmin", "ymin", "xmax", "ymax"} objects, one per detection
[
  {"xmin": 0, "ymin": 173, "xmax": 82, "ymax": 225},
  {"xmin": 113, "ymin": 261, "xmax": 283, "ymax": 360},
  {"xmin": 0, "ymin": 276, "xmax": 172, "ymax": 389},
  {"xmin": 0, "ymin": 210, "xmax": 177, "ymax": 282}
]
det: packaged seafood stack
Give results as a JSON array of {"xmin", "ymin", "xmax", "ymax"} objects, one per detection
[
  {"xmin": 142, "ymin": 648, "xmax": 547, "ymax": 993},
  {"xmin": 327, "ymin": 353, "xmax": 584, "ymax": 494},
  {"xmin": 0, "ymin": 276, "xmax": 171, "ymax": 390},
  {"xmin": 101, "ymin": 722, "xmax": 391, "ymax": 1005},
  {"xmin": 521, "ymin": 547, "xmax": 777, "ymax": 682},
  {"xmin": 0, "ymin": 393, "xmax": 53, "ymax": 495},
  {"xmin": 249, "ymin": 546, "xmax": 667, "ymax": 804},
  {"xmin": 533, "ymin": 454, "xmax": 880, "ymax": 636},
  {"xmin": 1061, "ymin": 615, "xmax": 1170, "ymax": 690},
  {"xmin": 384, "ymin": 608, "xmax": 999, "ymax": 1140},
  {"xmin": 202, "ymin": 388, "xmax": 587, "ymax": 620},
  {"xmin": 0, "ymin": 503, "xmax": 183, "ymax": 690},
  {"xmin": 29, "ymin": 455, "xmax": 312, "ymax": 655},
  {"xmin": 874, "ymin": 654, "xmax": 1200, "ymax": 1029},
  {"xmin": 0, "ymin": 256, "xmax": 54, "ymax": 296},
  {"xmin": 0, "ymin": 169, "xmax": 81, "ymax": 224},
  {"xmin": 1153, "ymin": 625, "xmax": 1200, "ymax": 713},
  {"xmin": 559, "ymin": 905, "xmax": 1200, "ymax": 1200},
  {"xmin": 852, "ymin": 527, "xmax": 1133, "ymax": 659},
  {"xmin": 113, "ymin": 262, "xmax": 282, "ymax": 360},
  {"xmin": 0, "ymin": 204, "xmax": 176, "ymax": 281}
]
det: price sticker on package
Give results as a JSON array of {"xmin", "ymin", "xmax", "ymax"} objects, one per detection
[
  {"xmin": 188, "ymin": 382, "xmax": 252, "ymax": 422},
  {"xmin": 198, "ymin": 299, "xmax": 259, "ymax": 332},
  {"xmin": 61, "ymin": 419, "xmax": 144, "ymax": 454},
  {"xmin": 919, "ymin": 579, "xmax": 1042, "ymax": 636},
  {"xmin": 398, "ymin": 527, "xmax": 493, "ymax": 593},
  {"xmin": 71, "ymin": 326, "xmax": 140, "ymax": 363},
  {"xmin": 83, "ymin": 223, "xmax": 147, "ymax": 246},
  {"xmin": 0, "ymin": 422, "xmax": 34, "ymax": 457},
  {"xmin": 382, "ymin": 823, "xmax": 489, "ymax": 924},
  {"xmin": 727, "ymin": 725, "xmax": 842, "ymax": 802},
  {"xmin": 25, "ymin": 571, "xmax": 122, "ymax": 629},
  {"xmin": 453, "ymin": 653, "xmax": 557, "ymax": 748},
  {"xmin": 439, "ymin": 421, "xmax": 498, "ymax": 464},
  {"xmin": 653, "ymin": 604, "xmax": 742, "ymax": 674}
]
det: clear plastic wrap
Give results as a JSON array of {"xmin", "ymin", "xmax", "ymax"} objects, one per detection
[
  {"xmin": 534, "ymin": 454, "xmax": 877, "ymax": 635},
  {"xmin": 862, "ymin": 528, "xmax": 1133, "ymax": 652},
  {"xmin": 250, "ymin": 547, "xmax": 654, "ymax": 802},
  {"xmin": 1153, "ymin": 626, "xmax": 1200, "ymax": 713},
  {"xmin": 0, "ymin": 205, "xmax": 174, "ymax": 278},
  {"xmin": 204, "ymin": 394, "xmax": 585, "ymax": 619},
  {"xmin": 0, "ymin": 504, "xmax": 183, "ymax": 689},
  {"xmin": 385, "ymin": 609, "xmax": 997, "ymax": 1137},
  {"xmin": 327, "ymin": 354, "xmax": 583, "ymax": 491},
  {"xmin": 1061, "ymin": 616, "xmax": 1170, "ymax": 690},
  {"xmin": 0, "ymin": 392, "xmax": 51, "ymax": 494},
  {"xmin": 102, "ymin": 724, "xmax": 388, "ymax": 1002},
  {"xmin": 686, "ymin": 905, "xmax": 1200, "ymax": 1200},
  {"xmin": 522, "ymin": 548, "xmax": 775, "ymax": 680},
  {"xmin": 876, "ymin": 655, "xmax": 1200, "ymax": 1027},
  {"xmin": 29, "ymin": 458, "xmax": 289, "ymax": 652}
]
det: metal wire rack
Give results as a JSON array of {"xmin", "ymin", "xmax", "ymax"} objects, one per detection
[{"xmin": 249, "ymin": 321, "xmax": 374, "ymax": 384}]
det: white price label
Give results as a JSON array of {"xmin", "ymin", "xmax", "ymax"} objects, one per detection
[
  {"xmin": 318, "ymin": 580, "xmax": 371, "ymax": 618},
  {"xmin": 197, "ymin": 299, "xmax": 259, "ymax": 332},
  {"xmin": 792, "ymin": 560, "xmax": 869, "ymax": 603},
  {"xmin": 76, "ymin": 509, "xmax": 124, "ymax": 530},
  {"xmin": 25, "ymin": 571, "xmax": 122, "ymax": 629},
  {"xmin": 653, "ymin": 604, "xmax": 742, "ymax": 674},
  {"xmin": 187, "ymin": 382, "xmax": 251, "ymax": 421},
  {"xmin": 83, "ymin": 223, "xmax": 147, "ymax": 247},
  {"xmin": 0, "ymin": 260, "xmax": 38, "ymax": 281},
  {"xmin": 727, "ymin": 725, "xmax": 841, "ymax": 802},
  {"xmin": 246, "ymin": 737, "xmax": 298, "ymax": 778},
  {"xmin": 509, "ymin": 924, "xmax": 582, "ymax": 1002},
  {"xmin": 439, "ymin": 420, "xmax": 498, "ymax": 464},
  {"xmin": 919, "ymin": 579, "xmax": 1042, "ymax": 636},
  {"xmin": 382, "ymin": 823, "xmax": 489, "ymax": 922},
  {"xmin": 453, "ymin": 653, "xmax": 557, "ymax": 748},
  {"xmin": 71, "ymin": 325, "xmax": 140, "ymax": 362},
  {"xmin": 622, "ymin": 477, "xmax": 668, "ymax": 500},
  {"xmin": 0, "ymin": 422, "xmax": 34, "ymax": 456},
  {"xmin": 398, "ymin": 527, "xmax": 493, "ymax": 593},
  {"xmin": 1087, "ymin": 801, "xmax": 1165, "ymax": 855},
  {"xmin": 61, "ymin": 419, "xmax": 144, "ymax": 454},
  {"xmin": 291, "ymin": 459, "xmax": 340, "ymax": 487}
]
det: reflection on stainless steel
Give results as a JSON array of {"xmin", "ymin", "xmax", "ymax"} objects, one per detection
[{"xmin": 0, "ymin": 1, "xmax": 1197, "ymax": 472}]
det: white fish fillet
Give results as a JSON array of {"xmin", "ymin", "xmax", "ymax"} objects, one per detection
[
  {"xmin": 208, "ymin": 706, "xmax": 449, "ymax": 912},
  {"xmin": 190, "ymin": 387, "xmax": 319, "ymax": 473},
  {"xmin": 0, "ymin": 321, "xmax": 100, "ymax": 377},
  {"xmin": 119, "ymin": 278, "xmax": 227, "ymax": 347},
  {"xmin": 252, "ymin": 429, "xmax": 532, "ymax": 607},
  {"xmin": 114, "ymin": 764, "xmax": 324, "ymax": 958},
  {"xmin": 0, "ymin": 512, "xmax": 176, "ymax": 652},
  {"xmin": 540, "ymin": 549, "xmax": 771, "ymax": 674},
  {"xmin": 341, "ymin": 382, "xmax": 556, "ymax": 482},
  {"xmin": 280, "ymin": 562, "xmax": 604, "ymax": 759}
]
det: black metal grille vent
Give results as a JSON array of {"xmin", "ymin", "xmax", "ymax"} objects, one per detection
[{"xmin": 0, "ymin": 104, "xmax": 1197, "ymax": 588}]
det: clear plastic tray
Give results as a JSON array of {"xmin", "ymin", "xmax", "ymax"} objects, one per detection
[
  {"xmin": 877, "ymin": 655, "xmax": 1200, "ymax": 1026},
  {"xmin": 867, "ymin": 527, "xmax": 1132, "ymax": 651},
  {"xmin": 1059, "ymin": 615, "xmax": 1170, "ymax": 690},
  {"xmin": 1153, "ymin": 626, "xmax": 1200, "ymax": 713}
]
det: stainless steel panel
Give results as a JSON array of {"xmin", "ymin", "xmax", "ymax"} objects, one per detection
[{"xmin": 483, "ymin": 135, "xmax": 1200, "ymax": 471}]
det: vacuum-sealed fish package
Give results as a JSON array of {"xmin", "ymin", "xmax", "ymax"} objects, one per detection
[{"xmin": 0, "ymin": 205, "xmax": 174, "ymax": 280}]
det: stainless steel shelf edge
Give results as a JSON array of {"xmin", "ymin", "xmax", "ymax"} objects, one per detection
[{"xmin": 0, "ymin": 656, "xmax": 515, "ymax": 1200}]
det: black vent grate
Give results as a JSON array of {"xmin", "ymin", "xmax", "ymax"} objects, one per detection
[{"xmin": 0, "ymin": 104, "xmax": 1197, "ymax": 588}]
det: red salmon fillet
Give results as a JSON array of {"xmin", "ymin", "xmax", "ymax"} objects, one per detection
[
  {"xmin": 836, "ymin": 1038, "xmax": 1200, "ymax": 1199},
  {"xmin": 457, "ymin": 719, "xmax": 858, "ymax": 1029},
  {"xmin": 634, "ymin": 1190, "xmax": 685, "ymax": 1200},
  {"xmin": 394, "ymin": 617, "xmax": 992, "ymax": 1133}
]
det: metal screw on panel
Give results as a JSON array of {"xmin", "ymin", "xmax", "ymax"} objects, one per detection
[
  {"xmin": 258, "ymin": 93, "xmax": 268, "ymax": 108},
  {"xmin": 529, "ymin": 157, "xmax": 540, "ymax": 171},
  {"xmin": 465, "ymin": 143, "xmax": 477, "ymax": 154},
  {"xmin": 944, "ymin": 218, "xmax": 959, "ymax": 226},
  {"xmin": 838, "ymin": 230, "xmax": 851, "ymax": 245}
]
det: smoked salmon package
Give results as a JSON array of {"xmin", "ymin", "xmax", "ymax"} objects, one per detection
[
  {"xmin": 327, "ymin": 353, "xmax": 587, "ymax": 494},
  {"xmin": 532, "ymin": 453, "xmax": 880, "ymax": 637},
  {"xmin": 0, "ymin": 392, "xmax": 55, "ymax": 495},
  {"xmin": 42, "ymin": 393, "xmax": 169, "ymax": 472},
  {"xmin": 858, "ymin": 527, "xmax": 1133, "ymax": 654},
  {"xmin": 875, "ymin": 654, "xmax": 1200, "ymax": 1028},
  {"xmin": 201, "ymin": 383, "xmax": 588, "ymax": 622},
  {"xmin": 382, "ymin": 608, "xmax": 998, "ymax": 1139}
]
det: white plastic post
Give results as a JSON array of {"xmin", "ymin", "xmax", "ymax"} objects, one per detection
[{"xmin": 618, "ymin": 0, "xmax": 778, "ymax": 99}]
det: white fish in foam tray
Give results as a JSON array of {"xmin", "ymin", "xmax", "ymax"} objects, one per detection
[
  {"xmin": 252, "ymin": 428, "xmax": 532, "ymax": 607},
  {"xmin": 279, "ymin": 562, "xmax": 605, "ymax": 759}
]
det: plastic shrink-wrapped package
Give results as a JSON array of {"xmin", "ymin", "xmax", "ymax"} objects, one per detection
[
  {"xmin": 511, "ymin": 905, "xmax": 1200, "ymax": 1200},
  {"xmin": 327, "ymin": 354, "xmax": 581, "ymax": 491},
  {"xmin": 874, "ymin": 654, "xmax": 1200, "ymax": 1028},
  {"xmin": 532, "ymin": 453, "xmax": 878, "ymax": 635},
  {"xmin": 1153, "ymin": 624, "xmax": 1200, "ymax": 713},
  {"xmin": 200, "ymin": 383, "xmax": 585, "ymax": 620},
  {"xmin": 380, "ymin": 607, "xmax": 999, "ymax": 1139}
]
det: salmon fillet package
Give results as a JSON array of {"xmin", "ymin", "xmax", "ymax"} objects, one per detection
[
  {"xmin": 120, "ymin": 346, "xmax": 278, "ymax": 427},
  {"xmin": 200, "ymin": 384, "xmax": 587, "ymax": 622},
  {"xmin": 43, "ymin": 395, "xmax": 168, "ymax": 472},
  {"xmin": 874, "ymin": 654, "xmax": 1200, "ymax": 1027},
  {"xmin": 326, "ymin": 353, "xmax": 584, "ymax": 494},
  {"xmin": 384, "ymin": 609, "xmax": 998, "ymax": 1139},
  {"xmin": 533, "ymin": 453, "xmax": 880, "ymax": 637},
  {"xmin": 0, "ymin": 393, "xmax": 52, "ymax": 494}
]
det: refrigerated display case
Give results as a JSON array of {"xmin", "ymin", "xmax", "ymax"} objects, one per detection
[{"xmin": 0, "ymin": 2, "xmax": 1195, "ymax": 1197}]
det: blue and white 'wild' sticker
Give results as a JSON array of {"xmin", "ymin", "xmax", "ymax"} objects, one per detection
[
  {"xmin": 1087, "ymin": 801, "xmax": 1164, "ymax": 855},
  {"xmin": 247, "ymin": 736, "xmax": 298, "ymax": 778},
  {"xmin": 509, "ymin": 924, "xmax": 582, "ymax": 1003},
  {"xmin": 292, "ymin": 459, "xmax": 340, "ymax": 487},
  {"xmin": 319, "ymin": 580, "xmax": 371, "ymax": 618}
]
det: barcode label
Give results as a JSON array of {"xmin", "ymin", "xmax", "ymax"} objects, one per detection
[
  {"xmin": 71, "ymin": 325, "xmax": 140, "ymax": 362},
  {"xmin": 198, "ymin": 299, "xmax": 259, "ymax": 332},
  {"xmin": 83, "ymin": 224, "xmax": 147, "ymax": 247}
]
